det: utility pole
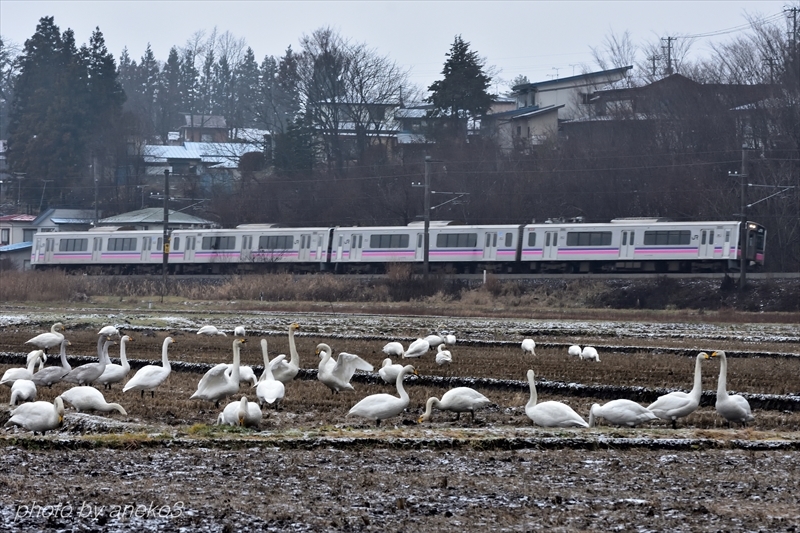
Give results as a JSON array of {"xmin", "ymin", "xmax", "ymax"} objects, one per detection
[
  {"xmin": 161, "ymin": 169, "xmax": 170, "ymax": 303},
  {"xmin": 423, "ymin": 156, "xmax": 431, "ymax": 280},
  {"xmin": 661, "ymin": 36, "xmax": 676, "ymax": 75},
  {"xmin": 729, "ymin": 148, "xmax": 749, "ymax": 291}
]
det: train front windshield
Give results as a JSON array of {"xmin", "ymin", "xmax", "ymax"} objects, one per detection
[{"xmin": 745, "ymin": 222, "xmax": 767, "ymax": 265}]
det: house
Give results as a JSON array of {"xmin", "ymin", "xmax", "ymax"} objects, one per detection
[
  {"xmin": 482, "ymin": 66, "xmax": 633, "ymax": 151},
  {"xmin": 0, "ymin": 213, "xmax": 37, "ymax": 246},
  {"xmin": 179, "ymin": 114, "xmax": 228, "ymax": 143},
  {"xmin": 97, "ymin": 207, "xmax": 218, "ymax": 231}
]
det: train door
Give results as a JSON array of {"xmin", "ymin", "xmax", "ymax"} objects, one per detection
[
  {"xmin": 140, "ymin": 236, "xmax": 152, "ymax": 262},
  {"xmin": 482, "ymin": 232, "xmax": 498, "ymax": 260},
  {"xmin": 619, "ymin": 230, "xmax": 635, "ymax": 259},
  {"xmin": 299, "ymin": 234, "xmax": 311, "ymax": 261},
  {"xmin": 543, "ymin": 230, "xmax": 559, "ymax": 260},
  {"xmin": 240, "ymin": 235, "xmax": 253, "ymax": 262},
  {"xmin": 184, "ymin": 235, "xmax": 197, "ymax": 261},
  {"xmin": 91, "ymin": 237, "xmax": 102, "ymax": 262},
  {"xmin": 698, "ymin": 228, "xmax": 715, "ymax": 259},
  {"xmin": 415, "ymin": 233, "xmax": 424, "ymax": 261},
  {"xmin": 350, "ymin": 233, "xmax": 363, "ymax": 261},
  {"xmin": 723, "ymin": 229, "xmax": 732, "ymax": 257},
  {"xmin": 44, "ymin": 237, "xmax": 55, "ymax": 263}
]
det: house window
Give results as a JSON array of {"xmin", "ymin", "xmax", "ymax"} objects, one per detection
[
  {"xmin": 516, "ymin": 126, "xmax": 521, "ymax": 136},
  {"xmin": 23, "ymin": 229, "xmax": 36, "ymax": 242},
  {"xmin": 0, "ymin": 228, "xmax": 8, "ymax": 244},
  {"xmin": 201, "ymin": 133, "xmax": 213, "ymax": 142}
]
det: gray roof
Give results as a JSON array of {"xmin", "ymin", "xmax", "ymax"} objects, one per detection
[
  {"xmin": 183, "ymin": 115, "xmax": 227, "ymax": 128},
  {"xmin": 98, "ymin": 208, "xmax": 216, "ymax": 226}
]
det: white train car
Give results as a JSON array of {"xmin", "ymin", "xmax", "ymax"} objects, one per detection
[
  {"xmin": 169, "ymin": 224, "xmax": 333, "ymax": 274},
  {"xmin": 521, "ymin": 219, "xmax": 765, "ymax": 273},
  {"xmin": 30, "ymin": 228, "xmax": 164, "ymax": 273},
  {"xmin": 330, "ymin": 223, "xmax": 522, "ymax": 273}
]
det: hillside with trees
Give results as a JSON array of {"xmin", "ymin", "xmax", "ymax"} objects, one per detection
[{"xmin": 0, "ymin": 11, "xmax": 798, "ymax": 271}]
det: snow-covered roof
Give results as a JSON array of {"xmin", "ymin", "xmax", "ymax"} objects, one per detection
[
  {"xmin": 99, "ymin": 208, "xmax": 217, "ymax": 227},
  {"xmin": 143, "ymin": 142, "xmax": 261, "ymax": 169},
  {"xmin": 0, "ymin": 241, "xmax": 32, "ymax": 252}
]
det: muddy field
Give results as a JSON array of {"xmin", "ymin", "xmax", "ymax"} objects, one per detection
[{"xmin": 1, "ymin": 307, "xmax": 799, "ymax": 531}]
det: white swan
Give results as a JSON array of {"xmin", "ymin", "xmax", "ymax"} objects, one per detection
[
  {"xmin": 98, "ymin": 325, "xmax": 120, "ymax": 337},
  {"xmin": 10, "ymin": 379, "xmax": 37, "ymax": 405},
  {"xmin": 27, "ymin": 349, "xmax": 47, "ymax": 371},
  {"xmin": 197, "ymin": 325, "xmax": 227, "ymax": 336},
  {"xmin": 32, "ymin": 339, "xmax": 72, "ymax": 388},
  {"xmin": 588, "ymin": 400, "xmax": 658, "ymax": 428},
  {"xmin": 568, "ymin": 345, "xmax": 582, "ymax": 357},
  {"xmin": 217, "ymin": 396, "xmax": 261, "ymax": 427},
  {"xmin": 521, "ymin": 338, "xmax": 536, "ymax": 355},
  {"xmin": 60, "ymin": 386, "xmax": 127, "ymax": 415},
  {"xmin": 435, "ymin": 345, "xmax": 452, "ymax": 366},
  {"xmin": 271, "ymin": 323, "xmax": 301, "ymax": 384},
  {"xmin": 24, "ymin": 322, "xmax": 66, "ymax": 352},
  {"xmin": 234, "ymin": 325, "xmax": 246, "ymax": 337},
  {"xmin": 97, "ymin": 335, "xmax": 132, "ymax": 389},
  {"xmin": 403, "ymin": 338, "xmax": 429, "ymax": 358},
  {"xmin": 378, "ymin": 358, "xmax": 403, "ymax": 385},
  {"xmin": 316, "ymin": 343, "xmax": 373, "ymax": 393},
  {"xmin": 256, "ymin": 340, "xmax": 286, "ymax": 408},
  {"xmin": 382, "ymin": 341, "xmax": 404, "ymax": 357},
  {"xmin": 525, "ymin": 369, "xmax": 588, "ymax": 428},
  {"xmin": 1, "ymin": 350, "xmax": 46, "ymax": 387},
  {"xmin": 348, "ymin": 364, "xmax": 417, "ymax": 426},
  {"xmin": 444, "ymin": 334, "xmax": 456, "ymax": 346},
  {"xmin": 191, "ymin": 338, "xmax": 246, "ymax": 406},
  {"xmin": 647, "ymin": 352, "xmax": 709, "ymax": 428},
  {"xmin": 5, "ymin": 396, "xmax": 65, "ymax": 435},
  {"xmin": 424, "ymin": 334, "xmax": 444, "ymax": 349},
  {"xmin": 123, "ymin": 337, "xmax": 174, "ymax": 398},
  {"xmin": 712, "ymin": 350, "xmax": 755, "ymax": 426},
  {"xmin": 418, "ymin": 387, "xmax": 491, "ymax": 423},
  {"xmin": 580, "ymin": 346, "xmax": 600, "ymax": 362},
  {"xmin": 62, "ymin": 338, "xmax": 114, "ymax": 386}
]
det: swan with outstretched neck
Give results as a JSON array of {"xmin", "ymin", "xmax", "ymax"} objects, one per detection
[
  {"xmin": 712, "ymin": 350, "xmax": 755, "ymax": 426},
  {"xmin": 191, "ymin": 338, "xmax": 246, "ymax": 406},
  {"xmin": 348, "ymin": 364, "xmax": 417, "ymax": 426},
  {"xmin": 525, "ymin": 369, "xmax": 588, "ymax": 428},
  {"xmin": 256, "ymin": 339, "xmax": 285, "ymax": 409},
  {"xmin": 32, "ymin": 339, "xmax": 72, "ymax": 388},
  {"xmin": 123, "ymin": 337, "xmax": 174, "ymax": 398},
  {"xmin": 648, "ymin": 352, "xmax": 709, "ymax": 428},
  {"xmin": 271, "ymin": 323, "xmax": 301, "ymax": 384}
]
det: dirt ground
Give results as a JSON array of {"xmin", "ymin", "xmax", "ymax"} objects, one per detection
[{"xmin": 1, "ymin": 307, "xmax": 799, "ymax": 531}]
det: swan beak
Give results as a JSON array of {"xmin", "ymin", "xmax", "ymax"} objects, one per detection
[
  {"xmin": 417, "ymin": 417, "xmax": 424, "ymax": 424},
  {"xmin": 240, "ymin": 338, "xmax": 247, "ymax": 344},
  {"xmin": 710, "ymin": 351, "xmax": 719, "ymax": 358},
  {"xmin": 413, "ymin": 369, "xmax": 419, "ymax": 376},
  {"xmin": 68, "ymin": 341, "xmax": 72, "ymax": 346}
]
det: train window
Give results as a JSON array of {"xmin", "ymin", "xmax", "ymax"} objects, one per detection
[
  {"xmin": 61, "ymin": 238, "xmax": 88, "ymax": 252},
  {"xmin": 492, "ymin": 234, "xmax": 497, "ymax": 247},
  {"xmin": 258, "ymin": 235, "xmax": 293, "ymax": 250},
  {"xmin": 527, "ymin": 232, "xmax": 536, "ymax": 247},
  {"xmin": 701, "ymin": 231, "xmax": 706, "ymax": 245},
  {"xmin": 725, "ymin": 230, "xmax": 730, "ymax": 243},
  {"xmin": 417, "ymin": 234, "xmax": 423, "ymax": 248},
  {"xmin": 107, "ymin": 238, "xmax": 137, "ymax": 251},
  {"xmin": 485, "ymin": 234, "xmax": 491, "ymax": 247},
  {"xmin": 505, "ymin": 233, "xmax": 513, "ymax": 247},
  {"xmin": 157, "ymin": 238, "xmax": 162, "ymax": 251},
  {"xmin": 709, "ymin": 231, "xmax": 714, "ymax": 245},
  {"xmin": 643, "ymin": 231, "xmax": 691, "ymax": 246},
  {"xmin": 622, "ymin": 232, "xmax": 627, "ymax": 246},
  {"xmin": 202, "ymin": 236, "xmax": 236, "ymax": 250},
  {"xmin": 436, "ymin": 233, "xmax": 478, "ymax": 248},
  {"xmin": 143, "ymin": 237, "xmax": 150, "ymax": 251},
  {"xmin": 566, "ymin": 231, "xmax": 612, "ymax": 246},
  {"xmin": 370, "ymin": 234, "xmax": 410, "ymax": 248},
  {"xmin": 630, "ymin": 232, "xmax": 634, "ymax": 245},
  {"xmin": 93, "ymin": 238, "xmax": 102, "ymax": 251},
  {"xmin": 173, "ymin": 237, "xmax": 180, "ymax": 251},
  {"xmin": 546, "ymin": 233, "xmax": 551, "ymax": 246}
]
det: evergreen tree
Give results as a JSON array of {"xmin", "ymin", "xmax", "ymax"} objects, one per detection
[
  {"xmin": 234, "ymin": 47, "xmax": 260, "ymax": 128},
  {"xmin": 179, "ymin": 48, "xmax": 199, "ymax": 117},
  {"xmin": 138, "ymin": 44, "xmax": 160, "ymax": 136},
  {"xmin": 426, "ymin": 35, "xmax": 492, "ymax": 140},
  {"xmin": 156, "ymin": 47, "xmax": 182, "ymax": 141},
  {"xmin": 199, "ymin": 48, "xmax": 215, "ymax": 114}
]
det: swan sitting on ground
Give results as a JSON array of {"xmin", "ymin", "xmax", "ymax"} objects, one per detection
[
  {"xmin": 123, "ymin": 337, "xmax": 174, "ymax": 398},
  {"xmin": 444, "ymin": 334, "xmax": 456, "ymax": 346},
  {"xmin": 316, "ymin": 343, "xmax": 373, "ymax": 393},
  {"xmin": 382, "ymin": 342, "xmax": 404, "ymax": 357},
  {"xmin": 62, "ymin": 338, "xmax": 114, "ymax": 386},
  {"xmin": 24, "ymin": 322, "xmax": 66, "ymax": 353},
  {"xmin": 234, "ymin": 325, "xmax": 246, "ymax": 337},
  {"xmin": 580, "ymin": 346, "xmax": 600, "ymax": 362},
  {"xmin": 435, "ymin": 345, "xmax": 452, "ymax": 366},
  {"xmin": 525, "ymin": 369, "xmax": 588, "ymax": 428},
  {"xmin": 712, "ymin": 350, "xmax": 755, "ymax": 426},
  {"xmin": 10, "ymin": 379, "xmax": 37, "ymax": 405},
  {"xmin": 98, "ymin": 325, "xmax": 120, "ymax": 337},
  {"xmin": 97, "ymin": 335, "xmax": 132, "ymax": 389},
  {"xmin": 60, "ymin": 386, "xmax": 127, "ymax": 415},
  {"xmin": 1, "ymin": 350, "xmax": 46, "ymax": 387},
  {"xmin": 379, "ymin": 358, "xmax": 403, "ymax": 384},
  {"xmin": 197, "ymin": 325, "xmax": 227, "ymax": 336},
  {"xmin": 217, "ymin": 396, "xmax": 261, "ymax": 427},
  {"xmin": 568, "ymin": 345, "xmax": 582, "ymax": 357},
  {"xmin": 418, "ymin": 387, "xmax": 491, "ymax": 423},
  {"xmin": 403, "ymin": 338, "xmax": 429, "ymax": 358},
  {"xmin": 271, "ymin": 323, "xmax": 302, "ymax": 384},
  {"xmin": 521, "ymin": 339, "xmax": 536, "ymax": 355},
  {"xmin": 191, "ymin": 338, "xmax": 246, "ymax": 406},
  {"xmin": 648, "ymin": 352, "xmax": 709, "ymax": 428},
  {"xmin": 32, "ymin": 339, "xmax": 72, "ymax": 388},
  {"xmin": 256, "ymin": 340, "xmax": 285, "ymax": 409},
  {"xmin": 588, "ymin": 400, "xmax": 658, "ymax": 427},
  {"xmin": 5, "ymin": 396, "xmax": 65, "ymax": 435},
  {"xmin": 348, "ymin": 364, "xmax": 417, "ymax": 426},
  {"xmin": 424, "ymin": 335, "xmax": 445, "ymax": 349}
]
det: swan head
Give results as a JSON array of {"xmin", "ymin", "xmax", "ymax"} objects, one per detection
[
  {"xmin": 53, "ymin": 322, "xmax": 66, "ymax": 332},
  {"xmin": 54, "ymin": 396, "xmax": 65, "ymax": 423},
  {"xmin": 698, "ymin": 351, "xmax": 709, "ymax": 359},
  {"xmin": 710, "ymin": 350, "xmax": 725, "ymax": 359},
  {"xmin": 121, "ymin": 335, "xmax": 132, "ymax": 343},
  {"xmin": 164, "ymin": 337, "xmax": 174, "ymax": 345},
  {"xmin": 381, "ymin": 358, "xmax": 392, "ymax": 368},
  {"xmin": 526, "ymin": 369, "xmax": 535, "ymax": 382},
  {"xmin": 315, "ymin": 343, "xmax": 331, "ymax": 357},
  {"xmin": 290, "ymin": 323, "xmax": 300, "ymax": 331}
]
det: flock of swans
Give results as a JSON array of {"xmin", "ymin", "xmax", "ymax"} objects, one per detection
[{"xmin": 2, "ymin": 322, "xmax": 755, "ymax": 435}]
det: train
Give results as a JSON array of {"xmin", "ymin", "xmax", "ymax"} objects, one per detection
[{"xmin": 29, "ymin": 218, "xmax": 767, "ymax": 275}]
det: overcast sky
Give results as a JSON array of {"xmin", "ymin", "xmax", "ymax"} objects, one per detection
[{"xmin": 0, "ymin": 0, "xmax": 792, "ymax": 94}]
